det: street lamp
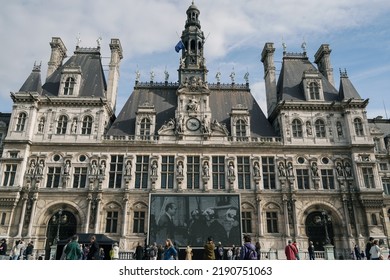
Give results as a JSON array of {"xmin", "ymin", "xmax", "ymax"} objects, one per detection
[
  {"xmin": 52, "ymin": 209, "xmax": 68, "ymax": 245},
  {"xmin": 321, "ymin": 211, "xmax": 331, "ymax": 245}
]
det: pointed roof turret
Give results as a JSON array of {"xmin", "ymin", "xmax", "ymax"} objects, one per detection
[
  {"xmin": 185, "ymin": 1, "xmax": 201, "ymax": 29},
  {"xmin": 19, "ymin": 62, "xmax": 42, "ymax": 94},
  {"xmin": 338, "ymin": 69, "xmax": 362, "ymax": 100}
]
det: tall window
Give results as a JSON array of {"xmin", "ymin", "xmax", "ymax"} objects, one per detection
[
  {"xmin": 212, "ymin": 156, "xmax": 225, "ymax": 189},
  {"xmin": 362, "ymin": 167, "xmax": 375, "ymax": 188},
  {"xmin": 235, "ymin": 119, "xmax": 247, "ymax": 138},
  {"xmin": 383, "ymin": 178, "xmax": 390, "ymax": 195},
  {"xmin": 187, "ymin": 156, "xmax": 200, "ymax": 189},
  {"xmin": 1, "ymin": 213, "xmax": 6, "ymax": 225},
  {"xmin": 133, "ymin": 211, "xmax": 145, "ymax": 233},
  {"xmin": 73, "ymin": 167, "xmax": 87, "ymax": 188},
  {"xmin": 354, "ymin": 118, "xmax": 364, "ymax": 136},
  {"xmin": 140, "ymin": 118, "xmax": 151, "ymax": 140},
  {"xmin": 237, "ymin": 156, "xmax": 251, "ymax": 189},
  {"xmin": 262, "ymin": 157, "xmax": 276, "ymax": 189},
  {"xmin": 315, "ymin": 119, "xmax": 326, "ymax": 138},
  {"xmin": 321, "ymin": 169, "xmax": 335, "ymax": 189},
  {"xmin": 292, "ymin": 119, "xmax": 303, "ymax": 138},
  {"xmin": 81, "ymin": 116, "xmax": 93, "ymax": 135},
  {"xmin": 296, "ymin": 169, "xmax": 310, "ymax": 189},
  {"xmin": 64, "ymin": 77, "xmax": 75, "ymax": 95},
  {"xmin": 161, "ymin": 156, "xmax": 175, "ymax": 189},
  {"xmin": 56, "ymin": 115, "xmax": 68, "ymax": 134},
  {"xmin": 3, "ymin": 164, "xmax": 17, "ymax": 186},
  {"xmin": 46, "ymin": 167, "xmax": 61, "ymax": 188},
  {"xmin": 135, "ymin": 155, "xmax": 149, "ymax": 189},
  {"xmin": 109, "ymin": 155, "xmax": 124, "ymax": 188},
  {"xmin": 16, "ymin": 113, "xmax": 27, "ymax": 131},
  {"xmin": 105, "ymin": 211, "xmax": 118, "ymax": 233},
  {"xmin": 266, "ymin": 212, "xmax": 278, "ymax": 233},
  {"xmin": 309, "ymin": 82, "xmax": 320, "ymax": 99},
  {"xmin": 242, "ymin": 211, "xmax": 252, "ymax": 233}
]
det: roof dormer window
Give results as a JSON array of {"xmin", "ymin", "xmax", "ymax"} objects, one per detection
[
  {"xmin": 64, "ymin": 77, "xmax": 75, "ymax": 95},
  {"xmin": 302, "ymin": 69, "xmax": 324, "ymax": 101},
  {"xmin": 309, "ymin": 82, "xmax": 320, "ymax": 100},
  {"xmin": 59, "ymin": 65, "xmax": 82, "ymax": 96}
]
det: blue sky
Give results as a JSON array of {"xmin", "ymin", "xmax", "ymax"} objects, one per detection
[{"xmin": 0, "ymin": 0, "xmax": 389, "ymax": 118}]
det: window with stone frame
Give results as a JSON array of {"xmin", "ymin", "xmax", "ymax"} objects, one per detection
[
  {"xmin": 237, "ymin": 156, "xmax": 251, "ymax": 189},
  {"xmin": 383, "ymin": 178, "xmax": 390, "ymax": 195},
  {"xmin": 105, "ymin": 211, "xmax": 119, "ymax": 233},
  {"xmin": 362, "ymin": 167, "xmax": 375, "ymax": 188},
  {"xmin": 354, "ymin": 118, "xmax": 364, "ymax": 136},
  {"xmin": 315, "ymin": 119, "xmax": 326, "ymax": 138},
  {"xmin": 241, "ymin": 211, "xmax": 252, "ymax": 233},
  {"xmin": 235, "ymin": 119, "xmax": 247, "ymax": 138},
  {"xmin": 309, "ymin": 82, "xmax": 320, "ymax": 100},
  {"xmin": 133, "ymin": 211, "xmax": 145, "ymax": 233},
  {"xmin": 262, "ymin": 157, "xmax": 276, "ymax": 189},
  {"xmin": 73, "ymin": 167, "xmax": 88, "ymax": 188},
  {"xmin": 56, "ymin": 115, "xmax": 68, "ymax": 134},
  {"xmin": 16, "ymin": 112, "xmax": 27, "ymax": 132},
  {"xmin": 140, "ymin": 118, "xmax": 151, "ymax": 140},
  {"xmin": 371, "ymin": 214, "xmax": 378, "ymax": 225},
  {"xmin": 0, "ymin": 213, "xmax": 5, "ymax": 225},
  {"xmin": 266, "ymin": 211, "xmax": 278, "ymax": 233},
  {"xmin": 46, "ymin": 167, "xmax": 61, "ymax": 188},
  {"xmin": 187, "ymin": 156, "xmax": 200, "ymax": 189},
  {"xmin": 81, "ymin": 116, "xmax": 93, "ymax": 135},
  {"xmin": 161, "ymin": 155, "xmax": 175, "ymax": 189},
  {"xmin": 64, "ymin": 77, "xmax": 75, "ymax": 95},
  {"xmin": 296, "ymin": 168, "xmax": 310, "ymax": 189},
  {"xmin": 109, "ymin": 155, "xmax": 124, "ymax": 188},
  {"xmin": 321, "ymin": 169, "xmax": 335, "ymax": 189},
  {"xmin": 135, "ymin": 155, "xmax": 149, "ymax": 189},
  {"xmin": 212, "ymin": 156, "xmax": 225, "ymax": 189},
  {"xmin": 3, "ymin": 164, "xmax": 17, "ymax": 186},
  {"xmin": 292, "ymin": 119, "xmax": 303, "ymax": 138}
]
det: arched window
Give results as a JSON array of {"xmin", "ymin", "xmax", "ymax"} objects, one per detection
[
  {"xmin": 354, "ymin": 118, "xmax": 364, "ymax": 136},
  {"xmin": 315, "ymin": 119, "xmax": 326, "ymax": 138},
  {"xmin": 140, "ymin": 118, "xmax": 151, "ymax": 139},
  {"xmin": 16, "ymin": 112, "xmax": 27, "ymax": 131},
  {"xmin": 309, "ymin": 82, "xmax": 320, "ymax": 100},
  {"xmin": 292, "ymin": 119, "xmax": 303, "ymax": 138},
  {"xmin": 64, "ymin": 77, "xmax": 75, "ymax": 95},
  {"xmin": 56, "ymin": 115, "xmax": 68, "ymax": 134},
  {"xmin": 81, "ymin": 116, "xmax": 93, "ymax": 135},
  {"xmin": 235, "ymin": 119, "xmax": 247, "ymax": 138}
]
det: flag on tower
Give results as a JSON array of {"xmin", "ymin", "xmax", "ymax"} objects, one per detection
[{"xmin": 175, "ymin": 41, "xmax": 185, "ymax": 52}]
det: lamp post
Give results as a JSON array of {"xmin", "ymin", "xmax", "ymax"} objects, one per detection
[
  {"xmin": 50, "ymin": 209, "xmax": 68, "ymax": 259},
  {"xmin": 321, "ymin": 211, "xmax": 331, "ymax": 245}
]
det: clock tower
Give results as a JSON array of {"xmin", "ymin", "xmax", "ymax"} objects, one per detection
[{"xmin": 175, "ymin": 2, "xmax": 212, "ymax": 138}]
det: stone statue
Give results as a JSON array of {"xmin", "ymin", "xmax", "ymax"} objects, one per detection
[
  {"xmin": 28, "ymin": 160, "xmax": 36, "ymax": 175},
  {"xmin": 99, "ymin": 161, "xmax": 106, "ymax": 175},
  {"xmin": 203, "ymin": 161, "xmax": 209, "ymax": 176},
  {"xmin": 253, "ymin": 162, "xmax": 260, "ymax": 177},
  {"xmin": 287, "ymin": 162, "xmax": 293, "ymax": 177},
  {"xmin": 311, "ymin": 162, "xmax": 318, "ymax": 176},
  {"xmin": 228, "ymin": 162, "xmax": 235, "ymax": 176},
  {"xmin": 151, "ymin": 161, "xmax": 158, "ymax": 176},
  {"xmin": 278, "ymin": 162, "xmax": 286, "ymax": 177},
  {"xmin": 125, "ymin": 161, "xmax": 132, "ymax": 176},
  {"xmin": 336, "ymin": 162, "xmax": 344, "ymax": 177},
  {"xmin": 91, "ymin": 160, "xmax": 98, "ymax": 175},
  {"xmin": 63, "ymin": 161, "xmax": 71, "ymax": 175},
  {"xmin": 177, "ymin": 161, "xmax": 184, "ymax": 176}
]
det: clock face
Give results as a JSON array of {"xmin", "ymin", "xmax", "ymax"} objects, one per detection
[{"xmin": 186, "ymin": 117, "xmax": 201, "ymax": 131}]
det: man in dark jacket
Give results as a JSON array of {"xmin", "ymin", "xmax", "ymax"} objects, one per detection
[
  {"xmin": 87, "ymin": 235, "xmax": 99, "ymax": 260},
  {"xmin": 365, "ymin": 237, "xmax": 374, "ymax": 260}
]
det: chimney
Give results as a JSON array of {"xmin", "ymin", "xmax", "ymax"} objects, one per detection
[
  {"xmin": 314, "ymin": 44, "xmax": 335, "ymax": 87},
  {"xmin": 46, "ymin": 37, "xmax": 67, "ymax": 79},
  {"xmin": 106, "ymin": 38, "xmax": 123, "ymax": 113},
  {"xmin": 261, "ymin": 42, "xmax": 277, "ymax": 117}
]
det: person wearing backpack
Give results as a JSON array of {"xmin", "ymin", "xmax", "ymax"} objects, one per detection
[{"xmin": 239, "ymin": 235, "xmax": 257, "ymax": 260}]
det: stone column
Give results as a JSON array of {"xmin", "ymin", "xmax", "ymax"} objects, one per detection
[
  {"xmin": 16, "ymin": 193, "xmax": 29, "ymax": 237},
  {"xmin": 26, "ymin": 193, "xmax": 38, "ymax": 237}
]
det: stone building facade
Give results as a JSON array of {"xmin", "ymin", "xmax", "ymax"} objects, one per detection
[{"xmin": 0, "ymin": 3, "xmax": 390, "ymax": 259}]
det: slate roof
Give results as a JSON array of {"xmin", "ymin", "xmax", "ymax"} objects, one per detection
[
  {"xmin": 41, "ymin": 47, "xmax": 107, "ymax": 98},
  {"xmin": 276, "ymin": 54, "xmax": 339, "ymax": 102},
  {"xmin": 338, "ymin": 72, "xmax": 362, "ymax": 100},
  {"xmin": 107, "ymin": 84, "xmax": 277, "ymax": 137},
  {"xmin": 19, "ymin": 65, "xmax": 42, "ymax": 94}
]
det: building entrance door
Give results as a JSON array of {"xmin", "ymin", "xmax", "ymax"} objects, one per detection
[
  {"xmin": 44, "ymin": 210, "xmax": 77, "ymax": 259},
  {"xmin": 305, "ymin": 211, "xmax": 334, "ymax": 251}
]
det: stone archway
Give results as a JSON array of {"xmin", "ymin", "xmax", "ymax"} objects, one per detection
[
  {"xmin": 305, "ymin": 211, "xmax": 334, "ymax": 251},
  {"xmin": 44, "ymin": 210, "xmax": 77, "ymax": 259}
]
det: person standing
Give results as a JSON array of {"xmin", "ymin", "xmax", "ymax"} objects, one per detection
[
  {"xmin": 255, "ymin": 241, "xmax": 261, "ymax": 260},
  {"xmin": 239, "ymin": 235, "xmax": 257, "ymax": 260},
  {"xmin": 64, "ymin": 235, "xmax": 82, "ymax": 260},
  {"xmin": 292, "ymin": 241, "xmax": 300, "ymax": 260},
  {"xmin": 185, "ymin": 245, "xmax": 193, "ymax": 260},
  {"xmin": 0, "ymin": 239, "xmax": 7, "ymax": 258},
  {"xmin": 353, "ymin": 244, "xmax": 361, "ymax": 260},
  {"xmin": 369, "ymin": 240, "xmax": 382, "ymax": 260},
  {"xmin": 308, "ymin": 241, "xmax": 315, "ymax": 260},
  {"xmin": 365, "ymin": 237, "xmax": 374, "ymax": 260},
  {"xmin": 216, "ymin": 242, "xmax": 224, "ymax": 260},
  {"xmin": 111, "ymin": 242, "xmax": 119, "ymax": 260},
  {"xmin": 285, "ymin": 240, "xmax": 298, "ymax": 260},
  {"xmin": 163, "ymin": 239, "xmax": 177, "ymax": 260},
  {"xmin": 135, "ymin": 242, "xmax": 144, "ymax": 260},
  {"xmin": 149, "ymin": 242, "xmax": 158, "ymax": 260},
  {"xmin": 86, "ymin": 235, "xmax": 99, "ymax": 260},
  {"xmin": 24, "ymin": 241, "xmax": 34, "ymax": 260},
  {"xmin": 203, "ymin": 237, "xmax": 215, "ymax": 260}
]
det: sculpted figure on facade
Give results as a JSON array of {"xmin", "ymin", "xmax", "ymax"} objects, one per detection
[
  {"xmin": 203, "ymin": 161, "xmax": 209, "ymax": 177},
  {"xmin": 28, "ymin": 160, "xmax": 36, "ymax": 175},
  {"xmin": 311, "ymin": 162, "xmax": 319, "ymax": 177},
  {"xmin": 278, "ymin": 162, "xmax": 286, "ymax": 177},
  {"xmin": 125, "ymin": 161, "xmax": 132, "ymax": 176},
  {"xmin": 177, "ymin": 161, "xmax": 184, "ymax": 176},
  {"xmin": 253, "ymin": 162, "xmax": 261, "ymax": 177}
]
